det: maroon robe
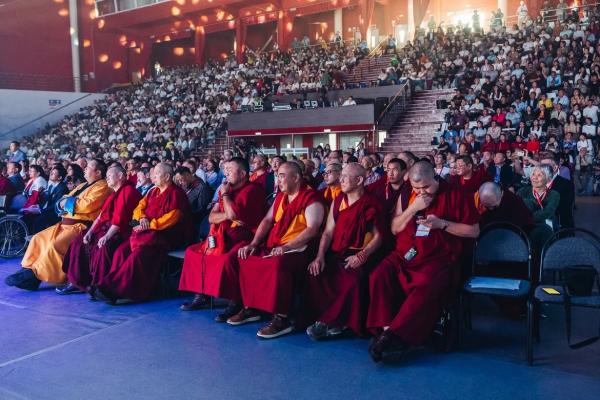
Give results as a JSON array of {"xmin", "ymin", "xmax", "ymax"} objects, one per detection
[
  {"xmin": 303, "ymin": 192, "xmax": 383, "ymax": 336},
  {"xmin": 62, "ymin": 182, "xmax": 142, "ymax": 290},
  {"xmin": 367, "ymin": 180, "xmax": 479, "ymax": 345},
  {"xmin": 479, "ymin": 189, "xmax": 534, "ymax": 230},
  {"xmin": 238, "ymin": 185, "xmax": 322, "ymax": 315},
  {"xmin": 178, "ymin": 182, "xmax": 267, "ymax": 301},
  {"xmin": 0, "ymin": 175, "xmax": 16, "ymax": 197},
  {"xmin": 449, "ymin": 169, "xmax": 491, "ymax": 194},
  {"xmin": 98, "ymin": 184, "xmax": 192, "ymax": 301},
  {"xmin": 369, "ymin": 180, "xmax": 412, "ymax": 250}
]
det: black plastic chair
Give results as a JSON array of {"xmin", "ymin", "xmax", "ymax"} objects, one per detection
[
  {"xmin": 459, "ymin": 222, "xmax": 533, "ymax": 363},
  {"xmin": 530, "ymin": 228, "xmax": 600, "ymax": 365}
]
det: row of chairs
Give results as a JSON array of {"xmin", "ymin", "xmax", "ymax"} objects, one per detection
[{"xmin": 460, "ymin": 223, "xmax": 600, "ymax": 365}]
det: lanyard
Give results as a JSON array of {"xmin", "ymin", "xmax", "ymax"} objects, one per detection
[{"xmin": 533, "ymin": 188, "xmax": 547, "ymax": 209}]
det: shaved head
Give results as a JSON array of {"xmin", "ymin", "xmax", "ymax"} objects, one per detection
[
  {"xmin": 340, "ymin": 162, "xmax": 367, "ymax": 194},
  {"xmin": 478, "ymin": 182, "xmax": 503, "ymax": 209},
  {"xmin": 344, "ymin": 162, "xmax": 366, "ymax": 179},
  {"xmin": 409, "ymin": 161, "xmax": 436, "ymax": 183}
]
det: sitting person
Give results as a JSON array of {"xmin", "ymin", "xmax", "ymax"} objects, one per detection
[
  {"xmin": 319, "ymin": 162, "xmax": 342, "ymax": 206},
  {"xmin": 59, "ymin": 164, "xmax": 142, "ymax": 295},
  {"xmin": 477, "ymin": 182, "xmax": 534, "ymax": 229},
  {"xmin": 450, "ymin": 156, "xmax": 491, "ymax": 194},
  {"xmin": 5, "ymin": 159, "xmax": 111, "ymax": 290},
  {"xmin": 517, "ymin": 165, "xmax": 560, "ymax": 252},
  {"xmin": 21, "ymin": 165, "xmax": 48, "ymax": 211},
  {"xmin": 178, "ymin": 158, "xmax": 268, "ymax": 320},
  {"xmin": 231, "ymin": 162, "xmax": 325, "ymax": 339},
  {"xmin": 249, "ymin": 155, "xmax": 274, "ymax": 197},
  {"xmin": 0, "ymin": 162, "xmax": 16, "ymax": 199},
  {"xmin": 304, "ymin": 163, "xmax": 384, "ymax": 340},
  {"xmin": 28, "ymin": 165, "xmax": 69, "ymax": 233},
  {"xmin": 7, "ymin": 161, "xmax": 24, "ymax": 193},
  {"xmin": 367, "ymin": 162, "xmax": 479, "ymax": 362},
  {"xmin": 93, "ymin": 163, "xmax": 193, "ymax": 303},
  {"xmin": 174, "ymin": 166, "xmax": 212, "ymax": 226},
  {"xmin": 136, "ymin": 167, "xmax": 154, "ymax": 196}
]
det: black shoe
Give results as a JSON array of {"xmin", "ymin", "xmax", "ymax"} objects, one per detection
[
  {"xmin": 91, "ymin": 287, "xmax": 116, "ymax": 305},
  {"xmin": 55, "ymin": 283, "xmax": 84, "ymax": 295},
  {"xmin": 368, "ymin": 331, "xmax": 409, "ymax": 363},
  {"xmin": 5, "ymin": 268, "xmax": 41, "ymax": 291},
  {"xmin": 215, "ymin": 302, "xmax": 242, "ymax": 322},
  {"xmin": 180, "ymin": 294, "xmax": 210, "ymax": 311}
]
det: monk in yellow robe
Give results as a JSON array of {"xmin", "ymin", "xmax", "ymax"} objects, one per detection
[{"xmin": 5, "ymin": 159, "xmax": 111, "ymax": 291}]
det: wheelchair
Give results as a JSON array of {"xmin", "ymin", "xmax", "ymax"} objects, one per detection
[{"xmin": 0, "ymin": 195, "xmax": 31, "ymax": 258}]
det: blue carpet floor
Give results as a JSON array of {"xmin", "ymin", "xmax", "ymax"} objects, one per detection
[{"xmin": 0, "ymin": 199, "xmax": 598, "ymax": 399}]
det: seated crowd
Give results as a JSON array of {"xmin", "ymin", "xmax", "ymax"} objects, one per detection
[{"xmin": 1, "ymin": 137, "xmax": 577, "ymax": 363}]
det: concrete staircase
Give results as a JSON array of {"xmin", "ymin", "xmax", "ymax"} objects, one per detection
[
  {"xmin": 380, "ymin": 89, "xmax": 455, "ymax": 156},
  {"xmin": 346, "ymin": 54, "xmax": 394, "ymax": 86}
]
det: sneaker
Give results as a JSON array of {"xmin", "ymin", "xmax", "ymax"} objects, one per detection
[
  {"xmin": 4, "ymin": 268, "xmax": 41, "ymax": 291},
  {"xmin": 215, "ymin": 302, "xmax": 242, "ymax": 323},
  {"xmin": 55, "ymin": 283, "xmax": 84, "ymax": 295},
  {"xmin": 306, "ymin": 321, "xmax": 329, "ymax": 341},
  {"xmin": 180, "ymin": 294, "xmax": 210, "ymax": 311},
  {"xmin": 227, "ymin": 308, "xmax": 261, "ymax": 326},
  {"xmin": 257, "ymin": 315, "xmax": 294, "ymax": 339}
]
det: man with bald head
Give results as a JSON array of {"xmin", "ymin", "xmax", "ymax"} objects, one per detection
[
  {"xmin": 367, "ymin": 161, "xmax": 480, "ymax": 362},
  {"xmin": 230, "ymin": 162, "xmax": 325, "ymax": 339},
  {"xmin": 477, "ymin": 182, "xmax": 533, "ymax": 229},
  {"xmin": 304, "ymin": 163, "xmax": 384, "ymax": 340},
  {"xmin": 93, "ymin": 163, "xmax": 193, "ymax": 303},
  {"xmin": 320, "ymin": 162, "xmax": 342, "ymax": 205}
]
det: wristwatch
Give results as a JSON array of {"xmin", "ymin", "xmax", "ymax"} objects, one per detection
[{"xmin": 441, "ymin": 219, "xmax": 450, "ymax": 230}]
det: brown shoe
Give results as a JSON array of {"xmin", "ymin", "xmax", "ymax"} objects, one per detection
[
  {"xmin": 226, "ymin": 308, "xmax": 261, "ymax": 326},
  {"xmin": 257, "ymin": 315, "xmax": 294, "ymax": 339}
]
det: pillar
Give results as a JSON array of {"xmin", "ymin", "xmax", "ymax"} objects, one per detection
[
  {"xmin": 277, "ymin": 10, "xmax": 293, "ymax": 50},
  {"xmin": 334, "ymin": 8, "xmax": 343, "ymax": 37},
  {"xmin": 408, "ymin": 0, "xmax": 415, "ymax": 41},
  {"xmin": 235, "ymin": 19, "xmax": 247, "ymax": 64},
  {"xmin": 498, "ymin": 0, "xmax": 507, "ymax": 19},
  {"xmin": 69, "ymin": 0, "xmax": 81, "ymax": 92},
  {"xmin": 359, "ymin": 0, "xmax": 375, "ymax": 42},
  {"xmin": 194, "ymin": 26, "xmax": 206, "ymax": 67}
]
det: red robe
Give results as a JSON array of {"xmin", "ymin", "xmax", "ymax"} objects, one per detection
[
  {"xmin": 238, "ymin": 185, "xmax": 322, "ymax": 315},
  {"xmin": 0, "ymin": 175, "xmax": 16, "ymax": 197},
  {"xmin": 98, "ymin": 185, "xmax": 192, "ymax": 301},
  {"xmin": 479, "ymin": 189, "xmax": 534, "ymax": 230},
  {"xmin": 449, "ymin": 168, "xmax": 491, "ymax": 195},
  {"xmin": 367, "ymin": 180, "xmax": 479, "ymax": 345},
  {"xmin": 303, "ymin": 192, "xmax": 383, "ymax": 336},
  {"xmin": 369, "ymin": 180, "xmax": 412, "ymax": 250},
  {"xmin": 178, "ymin": 182, "xmax": 268, "ymax": 301},
  {"xmin": 63, "ymin": 182, "xmax": 142, "ymax": 290}
]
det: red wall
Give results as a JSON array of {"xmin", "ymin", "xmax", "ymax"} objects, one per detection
[
  {"xmin": 246, "ymin": 22, "xmax": 277, "ymax": 51},
  {"xmin": 0, "ymin": 0, "xmax": 72, "ymax": 90}
]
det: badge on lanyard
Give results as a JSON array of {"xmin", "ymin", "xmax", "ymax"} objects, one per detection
[
  {"xmin": 415, "ymin": 224, "xmax": 431, "ymax": 237},
  {"xmin": 404, "ymin": 247, "xmax": 418, "ymax": 261}
]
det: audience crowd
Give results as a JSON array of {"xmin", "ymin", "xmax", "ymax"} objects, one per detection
[{"xmin": 1, "ymin": 3, "xmax": 598, "ymax": 364}]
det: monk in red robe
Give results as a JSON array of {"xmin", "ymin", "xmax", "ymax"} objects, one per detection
[
  {"xmin": 369, "ymin": 158, "xmax": 411, "ymax": 251},
  {"xmin": 178, "ymin": 157, "xmax": 268, "ymax": 322},
  {"xmin": 93, "ymin": 163, "xmax": 193, "ymax": 303},
  {"xmin": 449, "ymin": 155, "xmax": 491, "ymax": 194},
  {"xmin": 250, "ymin": 154, "xmax": 274, "ymax": 197},
  {"xmin": 304, "ymin": 163, "xmax": 383, "ymax": 339},
  {"xmin": 319, "ymin": 162, "xmax": 342, "ymax": 206},
  {"xmin": 59, "ymin": 164, "xmax": 142, "ymax": 295},
  {"xmin": 367, "ymin": 162, "xmax": 480, "ymax": 362},
  {"xmin": 477, "ymin": 182, "xmax": 534, "ymax": 229},
  {"xmin": 229, "ymin": 162, "xmax": 325, "ymax": 339}
]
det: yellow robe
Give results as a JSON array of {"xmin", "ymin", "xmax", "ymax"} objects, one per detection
[{"xmin": 21, "ymin": 180, "xmax": 111, "ymax": 284}]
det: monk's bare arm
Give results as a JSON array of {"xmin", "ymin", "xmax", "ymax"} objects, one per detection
[
  {"xmin": 391, "ymin": 197, "xmax": 417, "ymax": 234},
  {"xmin": 361, "ymin": 227, "xmax": 383, "ymax": 259},
  {"xmin": 283, "ymin": 202, "xmax": 325, "ymax": 250},
  {"xmin": 315, "ymin": 206, "xmax": 335, "ymax": 260},
  {"xmin": 221, "ymin": 194, "xmax": 239, "ymax": 221},
  {"xmin": 208, "ymin": 202, "xmax": 228, "ymax": 224},
  {"xmin": 445, "ymin": 221, "xmax": 480, "ymax": 238},
  {"xmin": 249, "ymin": 203, "xmax": 275, "ymax": 247}
]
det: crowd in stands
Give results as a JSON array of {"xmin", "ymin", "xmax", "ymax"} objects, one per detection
[{"xmin": 1, "ymin": 2, "xmax": 599, "ymax": 364}]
